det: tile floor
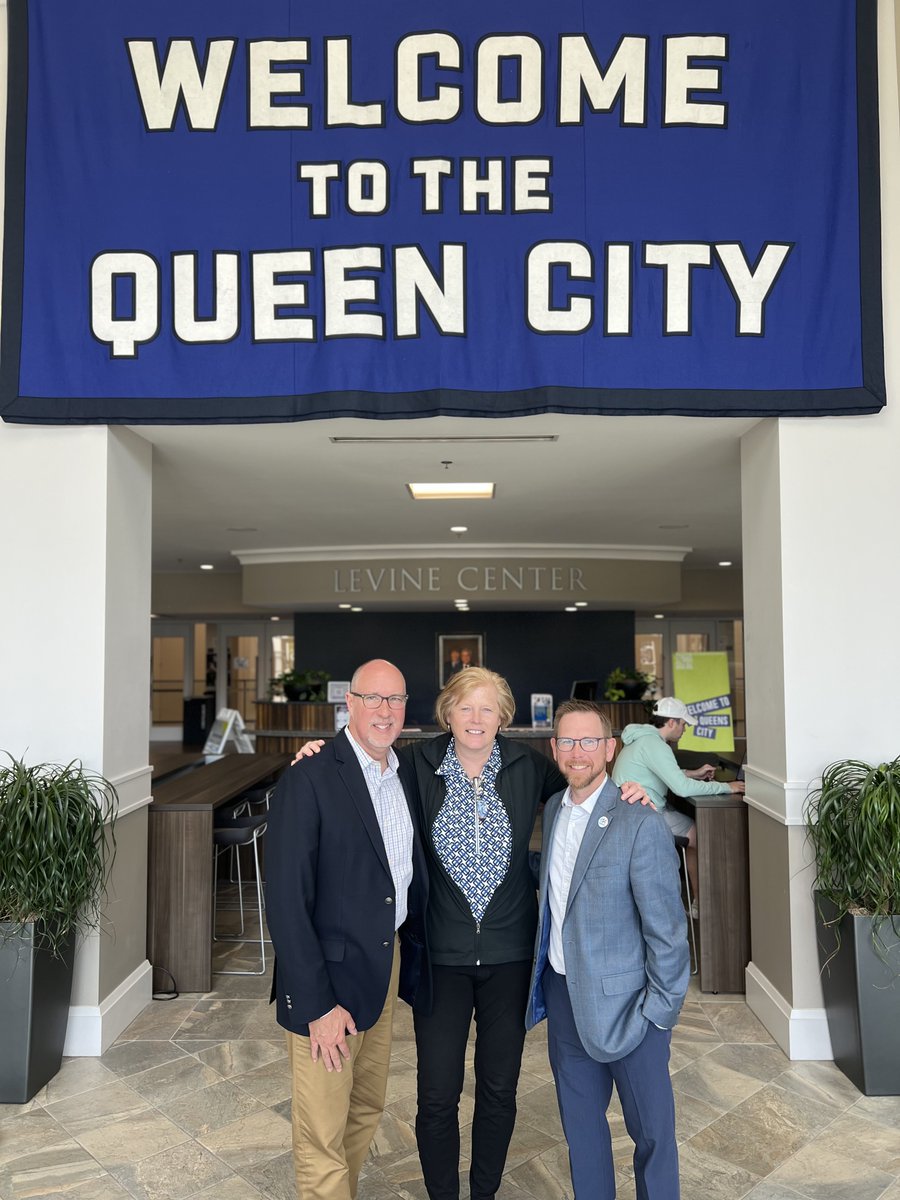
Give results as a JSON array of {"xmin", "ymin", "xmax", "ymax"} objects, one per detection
[{"xmin": 2, "ymin": 908, "xmax": 900, "ymax": 1200}]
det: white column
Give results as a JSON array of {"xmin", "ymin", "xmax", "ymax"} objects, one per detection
[
  {"xmin": 0, "ymin": 423, "xmax": 154, "ymax": 1052},
  {"xmin": 740, "ymin": 0, "xmax": 900, "ymax": 1057}
]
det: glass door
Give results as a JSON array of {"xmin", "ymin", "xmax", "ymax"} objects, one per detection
[{"xmin": 150, "ymin": 621, "xmax": 193, "ymax": 735}]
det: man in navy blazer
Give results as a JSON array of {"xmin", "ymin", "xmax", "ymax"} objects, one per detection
[
  {"xmin": 266, "ymin": 659, "xmax": 430, "ymax": 1200},
  {"xmin": 526, "ymin": 700, "xmax": 689, "ymax": 1199}
]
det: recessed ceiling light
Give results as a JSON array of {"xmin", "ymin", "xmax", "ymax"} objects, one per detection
[
  {"xmin": 150, "ymin": 613, "xmax": 158, "ymax": 619},
  {"xmin": 565, "ymin": 606, "xmax": 578, "ymax": 612},
  {"xmin": 654, "ymin": 613, "xmax": 665, "ymax": 619},
  {"xmin": 574, "ymin": 601, "xmax": 588, "ymax": 608},
  {"xmin": 351, "ymin": 606, "xmax": 363, "ymax": 612},
  {"xmin": 200, "ymin": 563, "xmax": 214, "ymax": 570},
  {"xmin": 330, "ymin": 435, "xmax": 557, "ymax": 444},
  {"xmin": 450, "ymin": 525, "xmax": 468, "ymax": 534},
  {"xmin": 338, "ymin": 603, "xmax": 352, "ymax": 609},
  {"xmin": 718, "ymin": 560, "xmax": 733, "ymax": 567},
  {"xmin": 407, "ymin": 482, "xmax": 495, "ymax": 500},
  {"xmin": 270, "ymin": 616, "xmax": 280, "ymax": 621}
]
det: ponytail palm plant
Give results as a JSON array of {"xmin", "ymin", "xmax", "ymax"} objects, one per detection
[
  {"xmin": 805, "ymin": 757, "xmax": 900, "ymax": 952},
  {"xmin": 0, "ymin": 755, "xmax": 118, "ymax": 957}
]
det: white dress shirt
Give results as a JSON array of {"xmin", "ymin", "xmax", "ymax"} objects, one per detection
[
  {"xmin": 345, "ymin": 729, "xmax": 414, "ymax": 930},
  {"xmin": 547, "ymin": 778, "xmax": 606, "ymax": 975}
]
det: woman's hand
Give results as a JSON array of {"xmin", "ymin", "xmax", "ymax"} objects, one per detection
[
  {"xmin": 619, "ymin": 781, "xmax": 655, "ymax": 809},
  {"xmin": 292, "ymin": 739, "xmax": 326, "ymax": 765}
]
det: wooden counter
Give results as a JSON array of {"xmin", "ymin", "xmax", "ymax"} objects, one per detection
[
  {"xmin": 147, "ymin": 753, "xmax": 289, "ymax": 993},
  {"xmin": 686, "ymin": 792, "xmax": 750, "ymax": 994}
]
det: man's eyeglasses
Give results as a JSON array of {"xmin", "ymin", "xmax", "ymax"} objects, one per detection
[
  {"xmin": 349, "ymin": 691, "xmax": 408, "ymax": 710},
  {"xmin": 554, "ymin": 736, "xmax": 609, "ymax": 751}
]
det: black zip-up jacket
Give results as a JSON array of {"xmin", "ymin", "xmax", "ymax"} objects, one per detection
[{"xmin": 404, "ymin": 733, "xmax": 565, "ymax": 967}]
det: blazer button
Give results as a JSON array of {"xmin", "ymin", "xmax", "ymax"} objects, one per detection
[
  {"xmin": 385, "ymin": 897, "xmax": 393, "ymax": 904},
  {"xmin": 382, "ymin": 940, "xmax": 390, "ymax": 948}
]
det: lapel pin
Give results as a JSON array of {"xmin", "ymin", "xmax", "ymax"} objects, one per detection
[{"xmin": 598, "ymin": 815, "xmax": 609, "ymax": 828}]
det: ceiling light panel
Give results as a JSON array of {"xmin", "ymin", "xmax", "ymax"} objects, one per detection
[{"xmin": 407, "ymin": 482, "xmax": 495, "ymax": 500}]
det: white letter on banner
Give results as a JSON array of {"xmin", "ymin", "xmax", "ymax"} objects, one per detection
[
  {"xmin": 394, "ymin": 245, "xmax": 466, "ymax": 337},
  {"xmin": 526, "ymin": 243, "xmax": 593, "ymax": 333},
  {"xmin": 476, "ymin": 36, "xmax": 543, "ymax": 124},
  {"xmin": 251, "ymin": 252, "xmax": 314, "ymax": 341},
  {"xmin": 643, "ymin": 243, "xmax": 712, "ymax": 335},
  {"xmin": 396, "ymin": 34, "xmax": 461, "ymax": 123},
  {"xmin": 91, "ymin": 253, "xmax": 159, "ymax": 358},
  {"xmin": 323, "ymin": 247, "xmax": 384, "ymax": 338},
  {"xmin": 346, "ymin": 162, "xmax": 389, "ymax": 214},
  {"xmin": 715, "ymin": 243, "xmax": 793, "ymax": 335},
  {"xmin": 461, "ymin": 159, "xmax": 504, "ymax": 213},
  {"xmin": 605, "ymin": 243, "xmax": 632, "ymax": 335},
  {"xmin": 664, "ymin": 36, "xmax": 727, "ymax": 126},
  {"xmin": 558, "ymin": 36, "xmax": 647, "ymax": 125},
  {"xmin": 127, "ymin": 40, "xmax": 236, "ymax": 131},
  {"xmin": 172, "ymin": 253, "xmax": 240, "ymax": 344},
  {"xmin": 248, "ymin": 41, "xmax": 310, "ymax": 128},
  {"xmin": 297, "ymin": 163, "xmax": 342, "ymax": 217},
  {"xmin": 325, "ymin": 38, "xmax": 384, "ymax": 126},
  {"xmin": 410, "ymin": 159, "xmax": 454, "ymax": 212},
  {"xmin": 513, "ymin": 159, "xmax": 551, "ymax": 212}
]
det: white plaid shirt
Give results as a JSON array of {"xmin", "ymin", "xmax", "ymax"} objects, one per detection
[{"xmin": 345, "ymin": 730, "xmax": 414, "ymax": 930}]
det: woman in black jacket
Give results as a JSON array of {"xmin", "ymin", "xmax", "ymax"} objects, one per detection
[{"xmin": 408, "ymin": 667, "xmax": 563, "ymax": 1200}]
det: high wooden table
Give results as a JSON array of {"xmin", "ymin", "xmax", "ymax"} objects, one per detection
[
  {"xmin": 147, "ymin": 753, "xmax": 289, "ymax": 993},
  {"xmin": 688, "ymin": 793, "xmax": 750, "ymax": 994}
]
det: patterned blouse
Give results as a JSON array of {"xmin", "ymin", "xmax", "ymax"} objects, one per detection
[{"xmin": 432, "ymin": 737, "xmax": 512, "ymax": 923}]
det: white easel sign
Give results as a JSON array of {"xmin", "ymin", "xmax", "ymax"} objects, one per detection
[{"xmin": 204, "ymin": 708, "xmax": 255, "ymax": 757}]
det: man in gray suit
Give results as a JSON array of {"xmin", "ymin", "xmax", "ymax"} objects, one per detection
[{"xmin": 526, "ymin": 700, "xmax": 689, "ymax": 1199}]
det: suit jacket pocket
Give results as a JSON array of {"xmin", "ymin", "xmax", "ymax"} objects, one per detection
[
  {"xmin": 601, "ymin": 968, "xmax": 646, "ymax": 995},
  {"xmin": 320, "ymin": 939, "xmax": 345, "ymax": 962}
]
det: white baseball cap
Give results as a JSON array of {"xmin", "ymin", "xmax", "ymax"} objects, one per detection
[{"xmin": 653, "ymin": 697, "xmax": 697, "ymax": 726}]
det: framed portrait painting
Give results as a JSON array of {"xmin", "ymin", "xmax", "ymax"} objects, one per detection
[{"xmin": 437, "ymin": 634, "xmax": 485, "ymax": 688}]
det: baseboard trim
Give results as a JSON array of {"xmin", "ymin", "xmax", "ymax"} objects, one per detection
[
  {"xmin": 63, "ymin": 959, "xmax": 153, "ymax": 1056},
  {"xmin": 745, "ymin": 961, "xmax": 833, "ymax": 1061}
]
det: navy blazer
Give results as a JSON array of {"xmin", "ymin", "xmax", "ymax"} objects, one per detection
[
  {"xmin": 266, "ymin": 730, "xmax": 431, "ymax": 1035},
  {"xmin": 526, "ymin": 777, "xmax": 689, "ymax": 1062}
]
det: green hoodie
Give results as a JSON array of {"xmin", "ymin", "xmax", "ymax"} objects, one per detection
[{"xmin": 611, "ymin": 723, "xmax": 732, "ymax": 812}]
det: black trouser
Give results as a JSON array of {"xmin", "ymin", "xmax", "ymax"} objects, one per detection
[{"xmin": 414, "ymin": 960, "xmax": 532, "ymax": 1200}]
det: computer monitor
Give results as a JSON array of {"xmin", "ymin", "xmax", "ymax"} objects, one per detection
[{"xmin": 570, "ymin": 680, "xmax": 597, "ymax": 701}]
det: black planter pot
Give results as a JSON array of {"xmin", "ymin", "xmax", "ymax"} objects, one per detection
[
  {"xmin": 619, "ymin": 679, "xmax": 646, "ymax": 700},
  {"xmin": 0, "ymin": 922, "xmax": 76, "ymax": 1103},
  {"xmin": 815, "ymin": 894, "xmax": 900, "ymax": 1096}
]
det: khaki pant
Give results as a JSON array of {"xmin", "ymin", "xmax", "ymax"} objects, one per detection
[{"xmin": 286, "ymin": 939, "xmax": 400, "ymax": 1200}]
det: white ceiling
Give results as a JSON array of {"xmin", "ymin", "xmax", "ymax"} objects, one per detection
[{"xmin": 140, "ymin": 412, "xmax": 758, "ymax": 578}]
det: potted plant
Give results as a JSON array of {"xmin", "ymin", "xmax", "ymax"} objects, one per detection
[
  {"xmin": 270, "ymin": 668, "xmax": 330, "ymax": 702},
  {"xmin": 603, "ymin": 667, "xmax": 654, "ymax": 703},
  {"xmin": 805, "ymin": 757, "xmax": 900, "ymax": 1095},
  {"xmin": 0, "ymin": 755, "xmax": 117, "ymax": 1103}
]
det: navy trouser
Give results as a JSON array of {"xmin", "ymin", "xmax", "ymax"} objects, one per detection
[
  {"xmin": 543, "ymin": 966, "xmax": 679, "ymax": 1200},
  {"xmin": 414, "ymin": 961, "xmax": 532, "ymax": 1200}
]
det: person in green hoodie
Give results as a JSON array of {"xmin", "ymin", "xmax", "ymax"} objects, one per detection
[{"xmin": 611, "ymin": 697, "xmax": 745, "ymax": 913}]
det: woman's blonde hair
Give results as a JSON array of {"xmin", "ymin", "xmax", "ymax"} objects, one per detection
[{"xmin": 434, "ymin": 667, "xmax": 516, "ymax": 731}]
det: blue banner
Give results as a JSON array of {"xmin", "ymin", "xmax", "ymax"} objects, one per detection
[{"xmin": 0, "ymin": 0, "xmax": 884, "ymax": 423}]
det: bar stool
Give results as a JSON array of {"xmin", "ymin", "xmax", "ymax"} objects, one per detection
[
  {"xmin": 674, "ymin": 834, "xmax": 699, "ymax": 975},
  {"xmin": 219, "ymin": 788, "xmax": 272, "ymax": 879},
  {"xmin": 213, "ymin": 813, "xmax": 267, "ymax": 975}
]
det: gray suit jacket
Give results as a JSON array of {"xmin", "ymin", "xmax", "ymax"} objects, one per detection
[{"xmin": 526, "ymin": 776, "xmax": 689, "ymax": 1062}]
